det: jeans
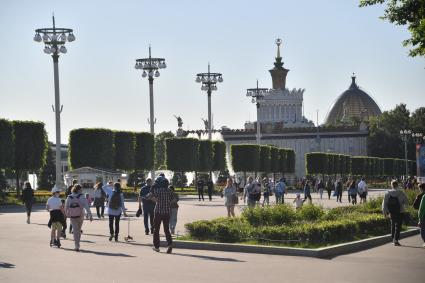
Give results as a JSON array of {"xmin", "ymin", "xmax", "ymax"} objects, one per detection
[
  {"xmin": 390, "ymin": 213, "xmax": 403, "ymax": 242},
  {"xmin": 109, "ymin": 214, "xmax": 121, "ymax": 238},
  {"xmin": 70, "ymin": 217, "xmax": 84, "ymax": 249},
  {"xmin": 198, "ymin": 189, "xmax": 204, "ymax": 201},
  {"xmin": 351, "ymin": 194, "xmax": 357, "ymax": 205},
  {"xmin": 337, "ymin": 191, "xmax": 342, "ymax": 202},
  {"xmin": 170, "ymin": 208, "xmax": 178, "ymax": 232},
  {"xmin": 207, "ymin": 189, "xmax": 213, "ymax": 201},
  {"xmin": 153, "ymin": 213, "xmax": 172, "ymax": 249},
  {"xmin": 143, "ymin": 204, "xmax": 154, "ymax": 233},
  {"xmin": 275, "ymin": 192, "xmax": 283, "ymax": 204},
  {"xmin": 327, "ymin": 190, "xmax": 332, "ymax": 199},
  {"xmin": 95, "ymin": 205, "xmax": 104, "ymax": 218}
]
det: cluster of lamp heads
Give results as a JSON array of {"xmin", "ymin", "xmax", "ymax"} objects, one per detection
[
  {"xmin": 400, "ymin": 129, "xmax": 425, "ymax": 143},
  {"xmin": 134, "ymin": 60, "xmax": 166, "ymax": 78},
  {"xmin": 33, "ymin": 31, "xmax": 75, "ymax": 55},
  {"xmin": 195, "ymin": 75, "xmax": 223, "ymax": 91},
  {"xmin": 246, "ymin": 88, "xmax": 269, "ymax": 103}
]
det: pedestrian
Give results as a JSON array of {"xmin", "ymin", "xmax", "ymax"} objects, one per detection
[
  {"xmin": 336, "ymin": 179, "xmax": 343, "ymax": 203},
  {"xmin": 223, "ymin": 178, "xmax": 237, "ymax": 217},
  {"xmin": 412, "ymin": 183, "xmax": 425, "ymax": 210},
  {"xmin": 65, "ymin": 184, "xmax": 93, "ymax": 251},
  {"xmin": 93, "ymin": 182, "xmax": 106, "ymax": 219},
  {"xmin": 207, "ymin": 179, "xmax": 214, "ymax": 201},
  {"xmin": 169, "ymin": 185, "xmax": 179, "ymax": 234},
  {"xmin": 303, "ymin": 181, "xmax": 312, "ymax": 204},
  {"xmin": 21, "ymin": 181, "xmax": 34, "ymax": 224},
  {"xmin": 46, "ymin": 186, "xmax": 65, "ymax": 248},
  {"xmin": 346, "ymin": 179, "xmax": 352, "ymax": 203},
  {"xmin": 317, "ymin": 179, "xmax": 325, "ymax": 200},
  {"xmin": 293, "ymin": 193, "xmax": 305, "ymax": 210},
  {"xmin": 243, "ymin": 176, "xmax": 257, "ymax": 208},
  {"xmin": 357, "ymin": 178, "xmax": 368, "ymax": 203},
  {"xmin": 274, "ymin": 178, "xmax": 286, "ymax": 204},
  {"xmin": 262, "ymin": 178, "xmax": 271, "ymax": 206},
  {"xmin": 325, "ymin": 179, "xmax": 333, "ymax": 200},
  {"xmin": 138, "ymin": 178, "xmax": 155, "ymax": 235},
  {"xmin": 382, "ymin": 180, "xmax": 408, "ymax": 246},
  {"xmin": 348, "ymin": 180, "xmax": 358, "ymax": 205},
  {"xmin": 65, "ymin": 179, "xmax": 78, "ymax": 234},
  {"xmin": 149, "ymin": 175, "xmax": 173, "ymax": 253},
  {"xmin": 196, "ymin": 177, "xmax": 205, "ymax": 201},
  {"xmin": 102, "ymin": 181, "xmax": 114, "ymax": 197},
  {"xmin": 85, "ymin": 193, "xmax": 92, "ymax": 219},
  {"xmin": 417, "ymin": 184, "xmax": 425, "ymax": 248},
  {"xmin": 107, "ymin": 182, "xmax": 127, "ymax": 242}
]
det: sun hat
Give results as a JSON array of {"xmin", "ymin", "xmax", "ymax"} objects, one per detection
[{"xmin": 51, "ymin": 186, "xmax": 61, "ymax": 193}]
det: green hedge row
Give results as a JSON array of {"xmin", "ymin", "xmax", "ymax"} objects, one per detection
[{"xmin": 305, "ymin": 152, "xmax": 416, "ymax": 177}]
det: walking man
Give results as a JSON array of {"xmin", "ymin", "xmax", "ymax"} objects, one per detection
[
  {"xmin": 196, "ymin": 177, "xmax": 205, "ymax": 201},
  {"xmin": 149, "ymin": 175, "xmax": 173, "ymax": 253},
  {"xmin": 139, "ymin": 178, "xmax": 155, "ymax": 235},
  {"xmin": 274, "ymin": 178, "xmax": 286, "ymax": 204},
  {"xmin": 207, "ymin": 178, "xmax": 214, "ymax": 201},
  {"xmin": 382, "ymin": 180, "xmax": 408, "ymax": 246}
]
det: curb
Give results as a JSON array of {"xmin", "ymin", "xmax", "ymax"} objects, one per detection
[{"xmin": 161, "ymin": 228, "xmax": 420, "ymax": 258}]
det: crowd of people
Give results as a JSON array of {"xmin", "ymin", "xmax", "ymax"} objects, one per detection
[{"xmin": 20, "ymin": 173, "xmax": 425, "ymax": 251}]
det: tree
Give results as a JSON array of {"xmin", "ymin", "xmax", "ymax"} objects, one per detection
[
  {"xmin": 114, "ymin": 131, "xmax": 135, "ymax": 171},
  {"xmin": 285, "ymin": 149, "xmax": 296, "ymax": 174},
  {"xmin": 69, "ymin": 128, "xmax": 115, "ymax": 169},
  {"xmin": 0, "ymin": 119, "xmax": 14, "ymax": 169},
  {"xmin": 278, "ymin": 149, "xmax": 287, "ymax": 175},
  {"xmin": 155, "ymin": 131, "xmax": 175, "ymax": 170},
  {"xmin": 212, "ymin": 141, "xmax": 227, "ymax": 172},
  {"xmin": 135, "ymin": 132, "xmax": 155, "ymax": 171},
  {"xmin": 410, "ymin": 107, "xmax": 425, "ymax": 133},
  {"xmin": 351, "ymin": 156, "xmax": 366, "ymax": 176},
  {"xmin": 231, "ymin": 144, "xmax": 260, "ymax": 180},
  {"xmin": 37, "ymin": 144, "xmax": 55, "ymax": 190},
  {"xmin": 360, "ymin": 0, "xmax": 425, "ymax": 57},
  {"xmin": 166, "ymin": 138, "xmax": 199, "ymax": 172},
  {"xmin": 171, "ymin": 172, "xmax": 188, "ymax": 188},
  {"xmin": 305, "ymin": 152, "xmax": 327, "ymax": 176},
  {"xmin": 13, "ymin": 121, "xmax": 48, "ymax": 194},
  {"xmin": 259, "ymin": 145, "xmax": 271, "ymax": 174},
  {"xmin": 198, "ymin": 140, "xmax": 213, "ymax": 172}
]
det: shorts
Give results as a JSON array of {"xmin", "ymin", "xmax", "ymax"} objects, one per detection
[
  {"xmin": 360, "ymin": 192, "xmax": 367, "ymax": 198},
  {"xmin": 51, "ymin": 222, "xmax": 62, "ymax": 230}
]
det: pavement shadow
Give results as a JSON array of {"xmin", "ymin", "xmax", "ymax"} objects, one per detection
[
  {"xmin": 0, "ymin": 204, "xmax": 46, "ymax": 214},
  {"xmin": 171, "ymin": 252, "xmax": 245, "ymax": 262},
  {"xmin": 62, "ymin": 248, "xmax": 136, "ymax": 257},
  {"xmin": 399, "ymin": 245, "xmax": 424, "ymax": 249},
  {"xmin": 0, "ymin": 262, "xmax": 16, "ymax": 268}
]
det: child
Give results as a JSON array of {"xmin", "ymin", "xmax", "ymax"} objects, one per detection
[
  {"xmin": 46, "ymin": 186, "xmax": 65, "ymax": 248},
  {"xmin": 293, "ymin": 193, "xmax": 305, "ymax": 210},
  {"xmin": 85, "ymin": 193, "xmax": 92, "ymax": 219}
]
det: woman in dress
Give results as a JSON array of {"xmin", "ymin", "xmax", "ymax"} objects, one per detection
[{"xmin": 223, "ymin": 178, "xmax": 237, "ymax": 217}]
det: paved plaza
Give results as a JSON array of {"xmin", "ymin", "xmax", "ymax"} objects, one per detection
[{"xmin": 1, "ymin": 190, "xmax": 424, "ymax": 283}]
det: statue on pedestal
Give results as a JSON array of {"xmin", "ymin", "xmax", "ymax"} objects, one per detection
[
  {"xmin": 174, "ymin": 115, "xmax": 184, "ymax": 137},
  {"xmin": 202, "ymin": 118, "xmax": 209, "ymax": 131}
]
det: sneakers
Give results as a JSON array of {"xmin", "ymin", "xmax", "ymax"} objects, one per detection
[
  {"xmin": 394, "ymin": 241, "xmax": 401, "ymax": 246},
  {"xmin": 56, "ymin": 239, "xmax": 61, "ymax": 248},
  {"xmin": 152, "ymin": 247, "xmax": 160, "ymax": 252},
  {"xmin": 145, "ymin": 231, "xmax": 149, "ymax": 235},
  {"xmin": 50, "ymin": 240, "xmax": 53, "ymax": 247},
  {"xmin": 171, "ymin": 228, "xmax": 175, "ymax": 235},
  {"xmin": 166, "ymin": 245, "xmax": 173, "ymax": 254},
  {"xmin": 109, "ymin": 235, "xmax": 113, "ymax": 241},
  {"xmin": 114, "ymin": 236, "xmax": 118, "ymax": 242},
  {"xmin": 27, "ymin": 216, "xmax": 30, "ymax": 224}
]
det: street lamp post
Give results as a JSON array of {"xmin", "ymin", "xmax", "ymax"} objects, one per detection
[
  {"xmin": 400, "ymin": 129, "xmax": 412, "ymax": 177},
  {"xmin": 34, "ymin": 16, "xmax": 75, "ymax": 189},
  {"xmin": 246, "ymin": 80, "xmax": 269, "ymax": 144},
  {"xmin": 195, "ymin": 64, "xmax": 223, "ymax": 140},
  {"xmin": 135, "ymin": 46, "xmax": 166, "ymax": 179}
]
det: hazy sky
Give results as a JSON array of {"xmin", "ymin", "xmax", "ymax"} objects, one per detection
[{"xmin": 0, "ymin": 0, "xmax": 424, "ymax": 143}]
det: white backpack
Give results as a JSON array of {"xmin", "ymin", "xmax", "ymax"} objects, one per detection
[{"xmin": 67, "ymin": 194, "xmax": 83, "ymax": 218}]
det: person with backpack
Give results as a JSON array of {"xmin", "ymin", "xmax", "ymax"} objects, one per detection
[
  {"xmin": 335, "ymin": 179, "xmax": 343, "ymax": 203},
  {"xmin": 417, "ymin": 184, "xmax": 425, "ymax": 248},
  {"xmin": 46, "ymin": 186, "xmax": 65, "ymax": 248},
  {"xmin": 149, "ymin": 175, "xmax": 173, "ymax": 253},
  {"xmin": 93, "ymin": 182, "xmax": 106, "ymax": 219},
  {"xmin": 65, "ymin": 179, "xmax": 78, "ymax": 234},
  {"xmin": 138, "ymin": 178, "xmax": 155, "ymax": 235},
  {"xmin": 357, "ymin": 178, "xmax": 368, "ymax": 203},
  {"xmin": 169, "ymin": 185, "xmax": 179, "ymax": 234},
  {"xmin": 65, "ymin": 185, "xmax": 93, "ymax": 251},
  {"xmin": 22, "ymin": 181, "xmax": 34, "ymax": 224},
  {"xmin": 107, "ymin": 182, "xmax": 127, "ymax": 242},
  {"xmin": 382, "ymin": 180, "xmax": 408, "ymax": 246},
  {"xmin": 274, "ymin": 178, "xmax": 286, "ymax": 204},
  {"xmin": 262, "ymin": 178, "xmax": 271, "ymax": 206},
  {"xmin": 317, "ymin": 179, "xmax": 325, "ymax": 200}
]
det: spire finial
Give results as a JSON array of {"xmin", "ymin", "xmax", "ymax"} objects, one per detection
[
  {"xmin": 208, "ymin": 62, "xmax": 210, "ymax": 73},
  {"xmin": 275, "ymin": 38, "xmax": 282, "ymax": 58},
  {"xmin": 149, "ymin": 44, "xmax": 151, "ymax": 59},
  {"xmin": 351, "ymin": 73, "xmax": 356, "ymax": 84},
  {"xmin": 52, "ymin": 12, "xmax": 55, "ymax": 29}
]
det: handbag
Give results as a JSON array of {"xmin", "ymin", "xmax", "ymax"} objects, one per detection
[{"xmin": 231, "ymin": 193, "xmax": 239, "ymax": 205}]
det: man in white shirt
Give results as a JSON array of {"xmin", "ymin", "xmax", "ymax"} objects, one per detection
[
  {"xmin": 357, "ymin": 178, "xmax": 368, "ymax": 203},
  {"xmin": 46, "ymin": 186, "xmax": 65, "ymax": 247}
]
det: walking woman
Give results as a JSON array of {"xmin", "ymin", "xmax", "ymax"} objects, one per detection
[
  {"xmin": 107, "ymin": 182, "xmax": 127, "ymax": 242},
  {"xmin": 65, "ymin": 185, "xmax": 92, "ymax": 251},
  {"xmin": 93, "ymin": 182, "xmax": 106, "ymax": 219},
  {"xmin": 224, "ymin": 178, "xmax": 237, "ymax": 217},
  {"xmin": 169, "ymin": 185, "xmax": 179, "ymax": 234},
  {"xmin": 303, "ymin": 181, "xmax": 312, "ymax": 204},
  {"xmin": 22, "ymin": 181, "xmax": 34, "ymax": 224},
  {"xmin": 348, "ymin": 180, "xmax": 358, "ymax": 205}
]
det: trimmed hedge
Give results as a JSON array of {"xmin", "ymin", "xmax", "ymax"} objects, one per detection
[
  {"xmin": 198, "ymin": 140, "xmax": 213, "ymax": 172},
  {"xmin": 165, "ymin": 138, "xmax": 199, "ymax": 172},
  {"xmin": 69, "ymin": 128, "xmax": 114, "ymax": 169},
  {"xmin": 230, "ymin": 144, "xmax": 260, "ymax": 173},
  {"xmin": 135, "ymin": 132, "xmax": 154, "ymax": 171},
  {"xmin": 212, "ymin": 141, "xmax": 226, "ymax": 171},
  {"xmin": 0, "ymin": 119, "xmax": 14, "ymax": 168},
  {"xmin": 259, "ymin": 145, "xmax": 271, "ymax": 173},
  {"xmin": 114, "ymin": 131, "xmax": 135, "ymax": 171}
]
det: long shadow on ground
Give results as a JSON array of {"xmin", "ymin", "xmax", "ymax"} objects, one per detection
[
  {"xmin": 62, "ymin": 248, "xmax": 135, "ymax": 257},
  {"xmin": 171, "ymin": 252, "xmax": 245, "ymax": 262},
  {"xmin": 0, "ymin": 262, "xmax": 16, "ymax": 268}
]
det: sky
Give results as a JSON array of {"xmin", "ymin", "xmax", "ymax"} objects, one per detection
[{"xmin": 0, "ymin": 0, "xmax": 424, "ymax": 143}]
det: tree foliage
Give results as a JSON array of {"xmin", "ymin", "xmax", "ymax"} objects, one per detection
[
  {"xmin": 230, "ymin": 144, "xmax": 260, "ymax": 173},
  {"xmin": 259, "ymin": 145, "xmax": 271, "ymax": 173},
  {"xmin": 69, "ymin": 128, "xmax": 114, "ymax": 169},
  {"xmin": 114, "ymin": 131, "xmax": 135, "ymax": 171},
  {"xmin": 155, "ymin": 131, "xmax": 175, "ymax": 170},
  {"xmin": 0, "ymin": 119, "xmax": 14, "ymax": 168},
  {"xmin": 212, "ymin": 141, "xmax": 227, "ymax": 171},
  {"xmin": 37, "ymin": 144, "xmax": 55, "ymax": 190},
  {"xmin": 198, "ymin": 140, "xmax": 213, "ymax": 172},
  {"xmin": 166, "ymin": 138, "xmax": 199, "ymax": 172},
  {"xmin": 135, "ymin": 132, "xmax": 155, "ymax": 171},
  {"xmin": 360, "ymin": 0, "xmax": 425, "ymax": 57},
  {"xmin": 270, "ymin": 146, "xmax": 280, "ymax": 173},
  {"xmin": 306, "ymin": 152, "xmax": 328, "ymax": 175}
]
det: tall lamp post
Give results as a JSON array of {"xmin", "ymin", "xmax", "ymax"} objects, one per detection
[
  {"xmin": 195, "ymin": 64, "xmax": 223, "ymax": 140},
  {"xmin": 34, "ymin": 16, "xmax": 75, "ymax": 189},
  {"xmin": 246, "ymin": 80, "xmax": 269, "ymax": 144},
  {"xmin": 135, "ymin": 46, "xmax": 166, "ymax": 179},
  {"xmin": 400, "ymin": 129, "xmax": 412, "ymax": 177}
]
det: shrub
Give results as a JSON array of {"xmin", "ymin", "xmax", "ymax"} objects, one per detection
[
  {"xmin": 242, "ymin": 204, "xmax": 297, "ymax": 226},
  {"xmin": 296, "ymin": 204, "xmax": 325, "ymax": 221}
]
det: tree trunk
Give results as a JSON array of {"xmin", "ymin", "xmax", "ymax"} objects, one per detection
[{"xmin": 15, "ymin": 170, "xmax": 21, "ymax": 196}]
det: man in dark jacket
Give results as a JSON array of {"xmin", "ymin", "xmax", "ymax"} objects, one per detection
[
  {"xmin": 207, "ymin": 179, "xmax": 214, "ymax": 201},
  {"xmin": 138, "ymin": 178, "xmax": 155, "ymax": 235}
]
